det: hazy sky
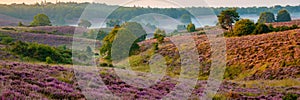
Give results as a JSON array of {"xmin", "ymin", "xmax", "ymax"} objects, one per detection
[{"xmin": 0, "ymin": 0, "xmax": 299, "ymax": 7}]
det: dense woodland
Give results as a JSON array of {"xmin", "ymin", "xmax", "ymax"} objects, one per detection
[{"xmin": 1, "ymin": 2, "xmax": 300, "ymax": 25}]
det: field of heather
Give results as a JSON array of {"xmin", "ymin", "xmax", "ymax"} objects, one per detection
[
  {"xmin": 0, "ymin": 61, "xmax": 299, "ymax": 99},
  {"xmin": 0, "ymin": 24, "xmax": 299, "ymax": 99}
]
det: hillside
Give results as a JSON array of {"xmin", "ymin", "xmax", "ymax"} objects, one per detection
[{"xmin": 137, "ymin": 29, "xmax": 300, "ymax": 81}]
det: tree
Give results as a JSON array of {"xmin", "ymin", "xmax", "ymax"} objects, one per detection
[
  {"xmin": 78, "ymin": 19, "xmax": 92, "ymax": 28},
  {"xmin": 100, "ymin": 22, "xmax": 146, "ymax": 60},
  {"xmin": 253, "ymin": 23, "xmax": 271, "ymax": 34},
  {"xmin": 218, "ymin": 8, "xmax": 240, "ymax": 32},
  {"xmin": 180, "ymin": 14, "xmax": 191, "ymax": 24},
  {"xmin": 277, "ymin": 9, "xmax": 292, "ymax": 22},
  {"xmin": 257, "ymin": 12, "xmax": 275, "ymax": 23},
  {"xmin": 154, "ymin": 28, "xmax": 166, "ymax": 44},
  {"xmin": 233, "ymin": 19, "xmax": 255, "ymax": 36},
  {"xmin": 30, "ymin": 14, "xmax": 52, "ymax": 26},
  {"xmin": 187, "ymin": 23, "xmax": 196, "ymax": 32}
]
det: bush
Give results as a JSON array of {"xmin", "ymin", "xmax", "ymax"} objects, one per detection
[
  {"xmin": 253, "ymin": 23, "xmax": 271, "ymax": 34},
  {"xmin": 283, "ymin": 93, "xmax": 298, "ymax": 100},
  {"xmin": 10, "ymin": 41, "xmax": 72, "ymax": 64},
  {"xmin": 187, "ymin": 23, "xmax": 196, "ymax": 32},
  {"xmin": 0, "ymin": 33, "xmax": 14, "ymax": 44},
  {"xmin": 30, "ymin": 14, "xmax": 52, "ymax": 26},
  {"xmin": 233, "ymin": 19, "xmax": 255, "ymax": 36}
]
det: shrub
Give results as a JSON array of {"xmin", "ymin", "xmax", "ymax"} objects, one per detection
[
  {"xmin": 10, "ymin": 41, "xmax": 72, "ymax": 64},
  {"xmin": 233, "ymin": 19, "xmax": 255, "ymax": 36},
  {"xmin": 253, "ymin": 23, "xmax": 271, "ymax": 34},
  {"xmin": 30, "ymin": 14, "xmax": 52, "ymax": 26},
  {"xmin": 0, "ymin": 33, "xmax": 14, "ymax": 44},
  {"xmin": 187, "ymin": 23, "xmax": 196, "ymax": 32},
  {"xmin": 283, "ymin": 93, "xmax": 298, "ymax": 100}
]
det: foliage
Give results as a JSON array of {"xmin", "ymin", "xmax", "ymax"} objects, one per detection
[
  {"xmin": 218, "ymin": 8, "xmax": 240, "ymax": 31},
  {"xmin": 180, "ymin": 14, "xmax": 191, "ymax": 24},
  {"xmin": 78, "ymin": 19, "xmax": 92, "ymax": 28},
  {"xmin": 253, "ymin": 23, "xmax": 271, "ymax": 34},
  {"xmin": 232, "ymin": 19, "xmax": 255, "ymax": 36},
  {"xmin": 30, "ymin": 14, "xmax": 52, "ymax": 26},
  {"xmin": 270, "ymin": 24, "xmax": 299, "ymax": 32},
  {"xmin": 0, "ymin": 33, "xmax": 14, "ymax": 44},
  {"xmin": 257, "ymin": 12, "xmax": 275, "ymax": 23},
  {"xmin": 100, "ymin": 22, "xmax": 146, "ymax": 60},
  {"xmin": 283, "ymin": 93, "xmax": 299, "ymax": 100},
  {"xmin": 10, "ymin": 41, "xmax": 72, "ymax": 64},
  {"xmin": 277, "ymin": 9, "xmax": 292, "ymax": 22},
  {"xmin": 154, "ymin": 28, "xmax": 166, "ymax": 44},
  {"xmin": 187, "ymin": 23, "xmax": 196, "ymax": 32}
]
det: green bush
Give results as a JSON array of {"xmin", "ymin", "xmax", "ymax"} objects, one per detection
[
  {"xmin": 187, "ymin": 23, "xmax": 196, "ymax": 32},
  {"xmin": 30, "ymin": 14, "xmax": 52, "ymax": 26},
  {"xmin": 253, "ymin": 23, "xmax": 271, "ymax": 34},
  {"xmin": 283, "ymin": 93, "xmax": 298, "ymax": 100},
  {"xmin": 0, "ymin": 33, "xmax": 14, "ymax": 44},
  {"xmin": 10, "ymin": 41, "xmax": 72, "ymax": 64},
  {"xmin": 233, "ymin": 19, "xmax": 255, "ymax": 36}
]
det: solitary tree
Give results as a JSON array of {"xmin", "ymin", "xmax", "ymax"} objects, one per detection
[
  {"xmin": 233, "ymin": 19, "xmax": 255, "ymax": 36},
  {"xmin": 277, "ymin": 9, "xmax": 292, "ymax": 22},
  {"xmin": 187, "ymin": 23, "xmax": 196, "ymax": 32},
  {"xmin": 30, "ymin": 14, "xmax": 52, "ymax": 26},
  {"xmin": 218, "ymin": 8, "xmax": 240, "ymax": 32},
  {"xmin": 257, "ymin": 12, "xmax": 275, "ymax": 23},
  {"xmin": 78, "ymin": 19, "xmax": 92, "ymax": 28}
]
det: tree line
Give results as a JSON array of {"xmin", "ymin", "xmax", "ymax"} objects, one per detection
[{"xmin": 1, "ymin": 2, "xmax": 300, "ymax": 25}]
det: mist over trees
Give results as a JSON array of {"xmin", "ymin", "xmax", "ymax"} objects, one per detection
[{"xmin": 1, "ymin": 2, "xmax": 300, "ymax": 25}]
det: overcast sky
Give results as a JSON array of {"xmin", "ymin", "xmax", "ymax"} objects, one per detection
[{"xmin": 0, "ymin": 0, "xmax": 299, "ymax": 7}]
